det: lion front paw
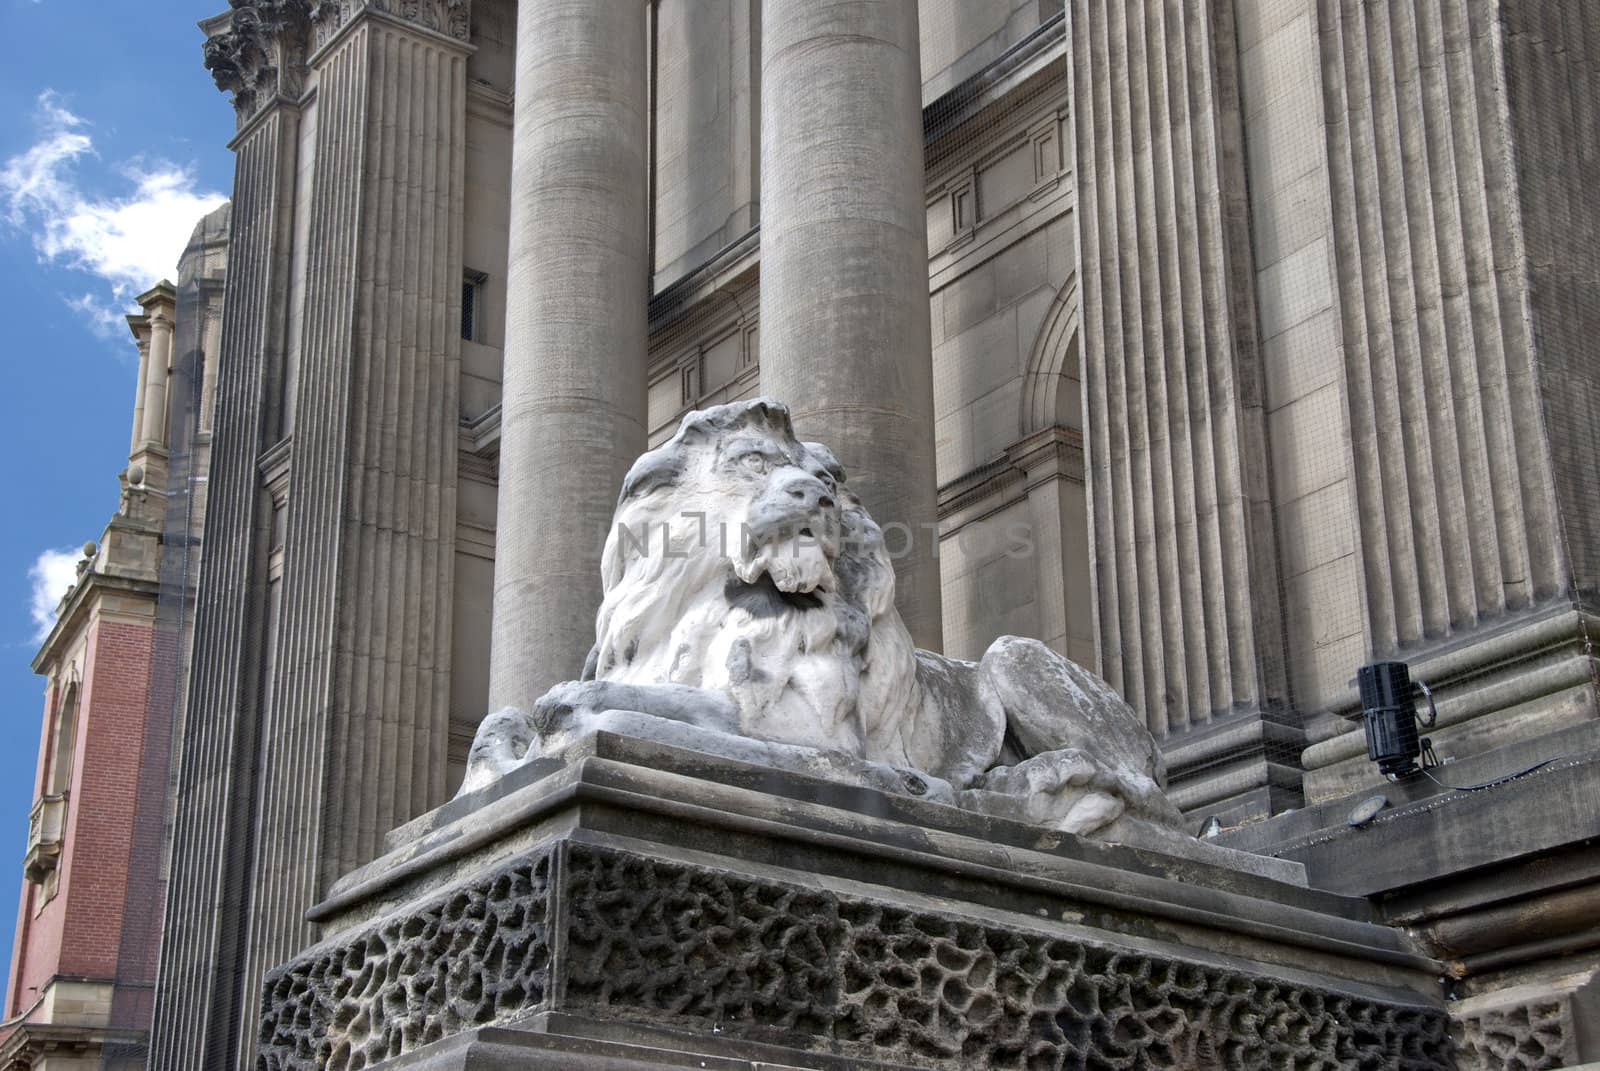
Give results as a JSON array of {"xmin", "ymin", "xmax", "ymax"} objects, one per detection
[
  {"xmin": 531, "ymin": 679, "xmax": 609, "ymax": 734},
  {"xmin": 457, "ymin": 706, "xmax": 538, "ymax": 798}
]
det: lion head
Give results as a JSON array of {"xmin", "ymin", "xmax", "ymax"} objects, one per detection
[{"xmin": 590, "ymin": 399, "xmax": 914, "ymax": 751}]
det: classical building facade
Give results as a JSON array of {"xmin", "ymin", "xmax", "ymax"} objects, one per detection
[
  {"xmin": 147, "ymin": 4, "xmax": 1083, "ymax": 1065},
  {"xmin": 4, "ymin": 0, "xmax": 1587, "ymax": 1067},
  {"xmin": 2, "ymin": 211, "xmax": 229, "ymax": 1069}
]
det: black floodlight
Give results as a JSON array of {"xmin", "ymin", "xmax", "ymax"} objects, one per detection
[{"xmin": 1357, "ymin": 661, "xmax": 1438, "ymax": 778}]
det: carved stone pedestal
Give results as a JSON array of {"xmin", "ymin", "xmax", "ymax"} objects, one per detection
[{"xmin": 258, "ymin": 734, "xmax": 1456, "ymax": 1069}]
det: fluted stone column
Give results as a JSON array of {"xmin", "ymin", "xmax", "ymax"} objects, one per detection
[
  {"xmin": 488, "ymin": 0, "xmax": 649, "ymax": 713},
  {"xmin": 152, "ymin": 6, "xmax": 308, "ymax": 1066},
  {"xmin": 1071, "ymin": 0, "xmax": 1288, "ymax": 817},
  {"xmin": 155, "ymin": 4, "xmax": 470, "ymax": 1068},
  {"xmin": 758, "ymin": 0, "xmax": 943, "ymax": 651},
  {"xmin": 232, "ymin": 12, "xmax": 468, "ymax": 1064},
  {"xmin": 126, "ymin": 316, "xmax": 151, "ymax": 455},
  {"xmin": 138, "ymin": 283, "xmax": 176, "ymax": 448},
  {"xmin": 198, "ymin": 301, "xmax": 222, "ymax": 434}
]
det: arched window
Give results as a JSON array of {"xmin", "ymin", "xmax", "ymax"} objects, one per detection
[
  {"xmin": 25, "ymin": 674, "xmax": 78, "ymax": 887},
  {"xmin": 45, "ymin": 676, "xmax": 80, "ymax": 799}
]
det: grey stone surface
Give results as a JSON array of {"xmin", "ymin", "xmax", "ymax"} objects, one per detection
[
  {"xmin": 464, "ymin": 400, "xmax": 1184, "ymax": 843},
  {"xmin": 142, "ymin": 0, "xmax": 1600, "ymax": 1067},
  {"xmin": 154, "ymin": 7, "xmax": 473, "ymax": 1068},
  {"xmin": 1218, "ymin": 724, "xmax": 1600, "ymax": 899},
  {"xmin": 651, "ymin": 0, "xmax": 759, "ymax": 290},
  {"xmin": 312, "ymin": 1021, "xmax": 873, "ymax": 1070},
  {"xmin": 488, "ymin": 0, "xmax": 650, "ymax": 715},
  {"xmin": 1451, "ymin": 970, "xmax": 1600, "ymax": 1070},
  {"xmin": 759, "ymin": 0, "xmax": 944, "ymax": 652},
  {"xmin": 260, "ymin": 737, "xmax": 1449, "ymax": 1069},
  {"xmin": 381, "ymin": 733, "xmax": 1312, "ymax": 894},
  {"xmin": 152, "ymin": 9, "xmax": 309, "ymax": 1068},
  {"xmin": 1069, "ymin": 0, "xmax": 1600, "ymax": 832},
  {"xmin": 155, "ymin": 9, "xmax": 1096, "ymax": 1065}
]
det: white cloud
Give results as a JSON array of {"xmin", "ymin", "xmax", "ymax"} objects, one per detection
[
  {"xmin": 28, "ymin": 548, "xmax": 81, "ymax": 644},
  {"xmin": 0, "ymin": 90, "xmax": 228, "ymax": 334}
]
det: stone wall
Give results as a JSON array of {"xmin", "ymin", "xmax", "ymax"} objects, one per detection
[
  {"xmin": 1071, "ymin": 0, "xmax": 1600, "ymax": 822},
  {"xmin": 652, "ymin": 0, "xmax": 760, "ymax": 290},
  {"xmin": 156, "ymin": 5, "xmax": 478, "ymax": 1067},
  {"xmin": 644, "ymin": 11, "xmax": 1087, "ymax": 669},
  {"xmin": 262, "ymin": 843, "xmax": 1453, "ymax": 1070}
]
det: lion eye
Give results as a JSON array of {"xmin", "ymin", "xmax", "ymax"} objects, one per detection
[{"xmin": 740, "ymin": 453, "xmax": 768, "ymax": 474}]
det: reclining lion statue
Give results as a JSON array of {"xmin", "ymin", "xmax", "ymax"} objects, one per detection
[{"xmin": 463, "ymin": 399, "xmax": 1183, "ymax": 841}]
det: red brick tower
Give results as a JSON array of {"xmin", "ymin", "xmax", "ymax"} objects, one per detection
[{"xmin": 2, "ymin": 203, "xmax": 228, "ymax": 1070}]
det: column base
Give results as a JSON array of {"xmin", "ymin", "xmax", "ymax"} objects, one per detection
[
  {"xmin": 1301, "ymin": 604, "xmax": 1598, "ymax": 804},
  {"xmin": 1160, "ymin": 708, "xmax": 1306, "ymax": 825}
]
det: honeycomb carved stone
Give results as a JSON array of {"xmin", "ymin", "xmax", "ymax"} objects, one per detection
[
  {"xmin": 561, "ymin": 846, "xmax": 1455, "ymax": 1070},
  {"xmin": 1452, "ymin": 999, "xmax": 1573, "ymax": 1070},
  {"xmin": 256, "ymin": 853, "xmax": 552, "ymax": 1070},
  {"xmin": 256, "ymin": 842, "xmax": 1453, "ymax": 1069}
]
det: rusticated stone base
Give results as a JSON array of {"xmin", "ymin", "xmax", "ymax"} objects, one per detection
[{"xmin": 258, "ymin": 733, "xmax": 1456, "ymax": 1069}]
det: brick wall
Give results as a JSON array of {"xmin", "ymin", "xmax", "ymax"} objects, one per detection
[
  {"xmin": 5, "ymin": 615, "xmax": 157, "ymax": 1023},
  {"xmin": 59, "ymin": 619, "xmax": 153, "ymax": 978}
]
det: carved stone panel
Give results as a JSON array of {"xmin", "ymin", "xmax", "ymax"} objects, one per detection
[
  {"xmin": 1451, "ymin": 998, "xmax": 1577, "ymax": 1071},
  {"xmin": 257, "ymin": 839, "xmax": 1454, "ymax": 1069},
  {"xmin": 257, "ymin": 854, "xmax": 552, "ymax": 1070},
  {"xmin": 203, "ymin": 1, "xmax": 314, "ymax": 127},
  {"xmin": 561, "ymin": 845, "xmax": 1454, "ymax": 1069}
]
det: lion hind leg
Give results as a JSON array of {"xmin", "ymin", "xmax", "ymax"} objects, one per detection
[
  {"xmin": 908, "ymin": 649, "xmax": 1006, "ymax": 788},
  {"xmin": 974, "ymin": 637, "xmax": 1184, "ymax": 834},
  {"xmin": 979, "ymin": 636, "xmax": 1163, "ymax": 779}
]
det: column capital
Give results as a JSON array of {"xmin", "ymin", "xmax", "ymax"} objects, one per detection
[
  {"xmin": 309, "ymin": 0, "xmax": 470, "ymax": 53},
  {"xmin": 135, "ymin": 279, "xmax": 178, "ymax": 325},
  {"xmin": 202, "ymin": 1, "xmax": 314, "ymax": 130},
  {"xmin": 125, "ymin": 312, "xmax": 152, "ymax": 348}
]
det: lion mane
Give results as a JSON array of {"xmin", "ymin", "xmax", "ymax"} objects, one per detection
[{"xmin": 588, "ymin": 400, "xmax": 916, "ymax": 758}]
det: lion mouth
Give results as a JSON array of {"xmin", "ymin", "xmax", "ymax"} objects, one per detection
[
  {"xmin": 732, "ymin": 527, "xmax": 836, "ymax": 599},
  {"xmin": 725, "ymin": 572, "xmax": 825, "ymax": 616}
]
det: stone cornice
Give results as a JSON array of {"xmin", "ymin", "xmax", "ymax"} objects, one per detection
[
  {"xmin": 936, "ymin": 425, "xmax": 1085, "ymax": 528},
  {"xmin": 30, "ymin": 563, "xmax": 161, "ymax": 674},
  {"xmin": 203, "ymin": 1, "xmax": 314, "ymax": 130},
  {"xmin": 460, "ymin": 405, "xmax": 500, "ymax": 458},
  {"xmin": 0, "ymin": 1020, "xmax": 145, "ymax": 1068}
]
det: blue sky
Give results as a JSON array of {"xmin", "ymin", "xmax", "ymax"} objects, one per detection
[{"xmin": 0, "ymin": 0, "xmax": 235, "ymax": 1000}]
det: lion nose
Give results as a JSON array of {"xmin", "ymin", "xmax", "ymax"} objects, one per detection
[
  {"xmin": 787, "ymin": 486, "xmax": 835, "ymax": 510},
  {"xmin": 775, "ymin": 471, "xmax": 835, "ymax": 512}
]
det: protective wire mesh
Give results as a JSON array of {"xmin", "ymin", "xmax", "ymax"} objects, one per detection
[{"xmin": 41, "ymin": 0, "xmax": 1600, "ymax": 1068}]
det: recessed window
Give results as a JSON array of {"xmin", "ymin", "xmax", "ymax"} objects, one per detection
[
  {"xmin": 462, "ymin": 270, "xmax": 488, "ymax": 343},
  {"xmin": 45, "ymin": 679, "xmax": 79, "ymax": 798}
]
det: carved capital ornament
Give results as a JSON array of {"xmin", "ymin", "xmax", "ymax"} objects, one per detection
[
  {"xmin": 203, "ymin": 0, "xmax": 470, "ymax": 126},
  {"xmin": 203, "ymin": 1, "xmax": 313, "ymax": 128},
  {"xmin": 308, "ymin": 0, "xmax": 470, "ymax": 51}
]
